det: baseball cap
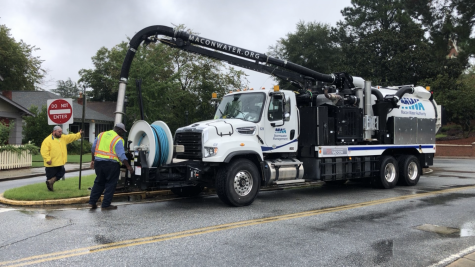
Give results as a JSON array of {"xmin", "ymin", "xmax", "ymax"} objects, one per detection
[{"xmin": 115, "ymin": 123, "xmax": 127, "ymax": 132}]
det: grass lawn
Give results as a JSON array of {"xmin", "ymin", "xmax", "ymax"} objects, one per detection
[
  {"xmin": 32, "ymin": 154, "xmax": 92, "ymax": 168},
  {"xmin": 3, "ymin": 174, "xmax": 95, "ymax": 201}
]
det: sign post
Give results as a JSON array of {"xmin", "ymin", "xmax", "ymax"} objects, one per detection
[{"xmin": 47, "ymin": 99, "xmax": 74, "ymax": 125}]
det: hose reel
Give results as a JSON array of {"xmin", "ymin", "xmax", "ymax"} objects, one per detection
[{"xmin": 128, "ymin": 120, "xmax": 174, "ymax": 167}]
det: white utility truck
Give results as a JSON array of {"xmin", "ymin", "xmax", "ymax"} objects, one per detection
[{"xmin": 113, "ymin": 25, "xmax": 440, "ymax": 206}]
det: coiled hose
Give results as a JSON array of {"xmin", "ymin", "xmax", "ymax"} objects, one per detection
[{"xmin": 138, "ymin": 124, "xmax": 169, "ymax": 167}]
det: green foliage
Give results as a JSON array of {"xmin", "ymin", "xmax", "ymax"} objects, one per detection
[
  {"xmin": 51, "ymin": 78, "xmax": 81, "ymax": 99},
  {"xmin": 0, "ymin": 120, "xmax": 14, "ymax": 145},
  {"xmin": 336, "ymin": 0, "xmax": 441, "ymax": 86},
  {"xmin": 0, "ymin": 24, "xmax": 45, "ymax": 91},
  {"xmin": 423, "ymin": 66, "xmax": 475, "ymax": 136},
  {"xmin": 67, "ymin": 140, "xmax": 92, "ymax": 155},
  {"xmin": 22, "ymin": 105, "xmax": 51, "ymax": 147},
  {"xmin": 3, "ymin": 174, "xmax": 95, "ymax": 201},
  {"xmin": 0, "ymin": 143, "xmax": 40, "ymax": 156},
  {"xmin": 268, "ymin": 21, "xmax": 342, "ymax": 90}
]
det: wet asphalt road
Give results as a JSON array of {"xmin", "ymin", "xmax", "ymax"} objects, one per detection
[{"xmin": 1, "ymin": 158, "xmax": 475, "ymax": 267}]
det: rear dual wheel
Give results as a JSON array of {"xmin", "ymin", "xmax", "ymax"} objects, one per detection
[
  {"xmin": 398, "ymin": 155, "xmax": 420, "ymax": 186},
  {"xmin": 374, "ymin": 156, "xmax": 399, "ymax": 189}
]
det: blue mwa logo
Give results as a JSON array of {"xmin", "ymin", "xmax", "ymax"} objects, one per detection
[
  {"xmin": 401, "ymin": 98, "xmax": 425, "ymax": 110},
  {"xmin": 275, "ymin": 128, "xmax": 286, "ymax": 133}
]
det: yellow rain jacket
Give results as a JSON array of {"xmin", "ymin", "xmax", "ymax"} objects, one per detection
[{"xmin": 40, "ymin": 132, "xmax": 82, "ymax": 167}]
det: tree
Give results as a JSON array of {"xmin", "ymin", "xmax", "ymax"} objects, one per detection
[
  {"xmin": 268, "ymin": 21, "xmax": 342, "ymax": 89},
  {"xmin": 336, "ymin": 0, "xmax": 440, "ymax": 86},
  {"xmin": 51, "ymin": 78, "xmax": 81, "ymax": 99},
  {"xmin": 0, "ymin": 24, "xmax": 45, "ymax": 91},
  {"xmin": 22, "ymin": 105, "xmax": 51, "ymax": 147}
]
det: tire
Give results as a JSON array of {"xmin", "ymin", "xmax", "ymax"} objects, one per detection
[
  {"xmin": 215, "ymin": 159, "xmax": 260, "ymax": 207},
  {"xmin": 374, "ymin": 156, "xmax": 399, "ymax": 189},
  {"xmin": 397, "ymin": 155, "xmax": 420, "ymax": 186},
  {"xmin": 324, "ymin": 180, "xmax": 348, "ymax": 186},
  {"xmin": 171, "ymin": 185, "xmax": 204, "ymax": 197}
]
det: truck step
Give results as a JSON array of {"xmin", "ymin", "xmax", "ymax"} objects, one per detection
[
  {"xmin": 274, "ymin": 179, "xmax": 305, "ymax": 185},
  {"xmin": 271, "ymin": 161, "xmax": 303, "ymax": 166}
]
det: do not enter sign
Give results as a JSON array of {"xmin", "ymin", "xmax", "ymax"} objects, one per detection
[{"xmin": 47, "ymin": 98, "xmax": 74, "ymax": 125}]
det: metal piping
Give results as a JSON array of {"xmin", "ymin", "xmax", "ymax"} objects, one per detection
[
  {"xmin": 114, "ymin": 81, "xmax": 127, "ymax": 124},
  {"xmin": 364, "ymin": 81, "xmax": 373, "ymax": 140}
]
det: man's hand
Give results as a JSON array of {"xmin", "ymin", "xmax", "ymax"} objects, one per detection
[
  {"xmin": 90, "ymin": 161, "xmax": 94, "ymax": 169},
  {"xmin": 47, "ymin": 160, "xmax": 52, "ymax": 165},
  {"xmin": 79, "ymin": 129, "xmax": 84, "ymax": 136},
  {"xmin": 127, "ymin": 166, "xmax": 134, "ymax": 174}
]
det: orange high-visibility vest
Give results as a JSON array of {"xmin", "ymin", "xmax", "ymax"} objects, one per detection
[{"xmin": 94, "ymin": 130, "xmax": 123, "ymax": 163}]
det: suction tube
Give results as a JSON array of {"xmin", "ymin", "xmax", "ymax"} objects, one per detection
[{"xmin": 115, "ymin": 25, "xmax": 337, "ymax": 123}]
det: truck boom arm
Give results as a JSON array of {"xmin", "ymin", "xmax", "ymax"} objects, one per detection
[{"xmin": 115, "ymin": 25, "xmax": 354, "ymax": 124}]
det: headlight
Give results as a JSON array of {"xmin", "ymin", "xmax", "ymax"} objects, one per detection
[
  {"xmin": 204, "ymin": 146, "xmax": 218, "ymax": 157},
  {"xmin": 237, "ymin": 126, "xmax": 256, "ymax": 135}
]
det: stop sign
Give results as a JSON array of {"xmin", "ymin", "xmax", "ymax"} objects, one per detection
[{"xmin": 47, "ymin": 99, "xmax": 74, "ymax": 125}]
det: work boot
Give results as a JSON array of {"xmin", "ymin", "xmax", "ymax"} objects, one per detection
[
  {"xmin": 46, "ymin": 177, "xmax": 56, "ymax": 191},
  {"xmin": 48, "ymin": 177, "xmax": 58, "ymax": 191}
]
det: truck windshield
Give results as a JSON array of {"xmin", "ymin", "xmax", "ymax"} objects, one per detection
[{"xmin": 214, "ymin": 93, "xmax": 265, "ymax": 122}]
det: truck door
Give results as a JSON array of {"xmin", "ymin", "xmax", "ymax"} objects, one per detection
[{"xmin": 262, "ymin": 92, "xmax": 298, "ymax": 153}]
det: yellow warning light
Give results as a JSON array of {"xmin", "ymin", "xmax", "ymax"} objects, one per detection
[
  {"xmin": 229, "ymin": 91, "xmax": 233, "ymax": 94},
  {"xmin": 349, "ymin": 157, "xmax": 352, "ymax": 160},
  {"xmin": 250, "ymin": 88, "xmax": 254, "ymax": 90},
  {"xmin": 426, "ymin": 86, "xmax": 431, "ymax": 91},
  {"xmin": 274, "ymin": 85, "xmax": 280, "ymax": 92},
  {"xmin": 211, "ymin": 92, "xmax": 217, "ymax": 99},
  {"xmin": 237, "ymin": 89, "xmax": 241, "ymax": 92},
  {"xmin": 240, "ymin": 143, "xmax": 245, "ymax": 146},
  {"xmin": 319, "ymin": 150, "xmax": 322, "ymax": 154},
  {"xmin": 377, "ymin": 86, "xmax": 380, "ymax": 89},
  {"xmin": 243, "ymin": 88, "xmax": 247, "ymax": 91},
  {"xmin": 262, "ymin": 87, "xmax": 265, "ymax": 90}
]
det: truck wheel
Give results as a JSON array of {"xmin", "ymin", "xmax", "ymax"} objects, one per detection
[
  {"xmin": 171, "ymin": 185, "xmax": 204, "ymax": 197},
  {"xmin": 398, "ymin": 155, "xmax": 420, "ymax": 186},
  {"xmin": 215, "ymin": 159, "xmax": 260, "ymax": 207},
  {"xmin": 374, "ymin": 156, "xmax": 398, "ymax": 189}
]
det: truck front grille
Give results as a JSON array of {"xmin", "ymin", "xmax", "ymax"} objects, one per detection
[{"xmin": 175, "ymin": 132, "xmax": 202, "ymax": 159}]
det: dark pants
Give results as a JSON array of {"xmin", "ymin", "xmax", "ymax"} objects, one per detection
[
  {"xmin": 89, "ymin": 160, "xmax": 120, "ymax": 208},
  {"xmin": 45, "ymin": 166, "xmax": 65, "ymax": 180}
]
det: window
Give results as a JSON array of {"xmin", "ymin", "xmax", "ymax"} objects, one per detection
[{"xmin": 268, "ymin": 97, "xmax": 283, "ymax": 121}]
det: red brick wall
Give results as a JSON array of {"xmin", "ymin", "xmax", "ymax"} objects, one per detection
[{"xmin": 435, "ymin": 144, "xmax": 474, "ymax": 157}]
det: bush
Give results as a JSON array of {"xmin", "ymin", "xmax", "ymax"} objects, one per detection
[
  {"xmin": 0, "ymin": 120, "xmax": 14, "ymax": 145},
  {"xmin": 67, "ymin": 140, "xmax": 92, "ymax": 155}
]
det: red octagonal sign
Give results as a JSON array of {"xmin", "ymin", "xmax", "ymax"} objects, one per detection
[{"xmin": 47, "ymin": 99, "xmax": 73, "ymax": 125}]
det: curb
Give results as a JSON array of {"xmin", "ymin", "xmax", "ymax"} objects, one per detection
[
  {"xmin": 0, "ymin": 167, "xmax": 93, "ymax": 182},
  {"xmin": 0, "ymin": 190, "xmax": 174, "ymax": 207}
]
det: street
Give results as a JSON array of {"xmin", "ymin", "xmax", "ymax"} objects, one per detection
[{"xmin": 0, "ymin": 158, "xmax": 474, "ymax": 266}]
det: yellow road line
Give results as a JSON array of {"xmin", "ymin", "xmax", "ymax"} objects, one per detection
[{"xmin": 2, "ymin": 185, "xmax": 475, "ymax": 266}]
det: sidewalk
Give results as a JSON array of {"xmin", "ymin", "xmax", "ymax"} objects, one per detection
[{"xmin": 0, "ymin": 163, "xmax": 92, "ymax": 182}]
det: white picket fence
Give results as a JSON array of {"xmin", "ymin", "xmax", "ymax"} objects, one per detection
[{"xmin": 0, "ymin": 145, "xmax": 32, "ymax": 170}]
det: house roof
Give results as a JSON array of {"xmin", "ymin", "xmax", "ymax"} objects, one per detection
[
  {"xmin": 0, "ymin": 94, "xmax": 34, "ymax": 116},
  {"xmin": 79, "ymin": 100, "xmax": 117, "ymax": 120},
  {"xmin": 10, "ymin": 91, "xmax": 114, "ymax": 123}
]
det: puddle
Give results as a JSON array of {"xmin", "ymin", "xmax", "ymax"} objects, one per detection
[
  {"xmin": 35, "ymin": 214, "xmax": 56, "ymax": 220},
  {"xmin": 415, "ymin": 223, "xmax": 475, "ymax": 237},
  {"xmin": 94, "ymin": 235, "xmax": 114, "ymax": 244},
  {"xmin": 372, "ymin": 239, "xmax": 393, "ymax": 264},
  {"xmin": 419, "ymin": 193, "xmax": 475, "ymax": 205}
]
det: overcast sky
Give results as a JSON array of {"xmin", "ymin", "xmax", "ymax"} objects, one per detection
[{"xmin": 1, "ymin": 0, "xmax": 351, "ymax": 92}]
